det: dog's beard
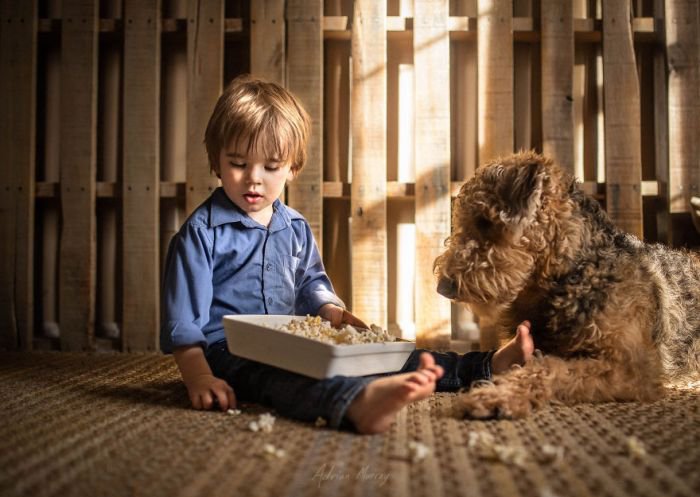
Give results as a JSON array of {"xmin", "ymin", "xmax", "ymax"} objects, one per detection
[{"xmin": 435, "ymin": 238, "xmax": 536, "ymax": 313}]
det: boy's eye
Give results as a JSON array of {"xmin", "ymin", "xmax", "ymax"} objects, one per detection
[
  {"xmin": 265, "ymin": 164, "xmax": 280, "ymax": 171},
  {"xmin": 230, "ymin": 162, "xmax": 246, "ymax": 168}
]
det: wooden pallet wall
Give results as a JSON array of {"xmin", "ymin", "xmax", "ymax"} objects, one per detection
[{"xmin": 1, "ymin": 0, "xmax": 699, "ymax": 352}]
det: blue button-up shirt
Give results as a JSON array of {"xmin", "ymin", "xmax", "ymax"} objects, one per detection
[{"xmin": 160, "ymin": 187, "xmax": 344, "ymax": 353}]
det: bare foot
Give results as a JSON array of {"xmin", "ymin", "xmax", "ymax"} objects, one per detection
[
  {"xmin": 346, "ymin": 353, "xmax": 444, "ymax": 434},
  {"xmin": 491, "ymin": 321, "xmax": 535, "ymax": 375}
]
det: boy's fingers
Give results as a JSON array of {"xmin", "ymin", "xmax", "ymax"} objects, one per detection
[
  {"xmin": 201, "ymin": 392, "xmax": 213, "ymax": 410},
  {"xmin": 214, "ymin": 389, "xmax": 230, "ymax": 411},
  {"xmin": 342, "ymin": 310, "xmax": 368, "ymax": 329},
  {"xmin": 227, "ymin": 388, "xmax": 237, "ymax": 410}
]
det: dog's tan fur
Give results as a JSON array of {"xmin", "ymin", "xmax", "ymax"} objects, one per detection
[{"xmin": 434, "ymin": 151, "xmax": 700, "ymax": 418}]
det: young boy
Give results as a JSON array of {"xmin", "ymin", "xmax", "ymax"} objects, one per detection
[{"xmin": 160, "ymin": 75, "xmax": 534, "ymax": 434}]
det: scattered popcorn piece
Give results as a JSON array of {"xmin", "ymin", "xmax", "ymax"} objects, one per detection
[
  {"xmin": 278, "ymin": 316, "xmax": 396, "ymax": 345},
  {"xmin": 540, "ymin": 444, "xmax": 565, "ymax": 464},
  {"xmin": 467, "ymin": 430, "xmax": 494, "ymax": 449},
  {"xmin": 263, "ymin": 443, "xmax": 286, "ymax": 458},
  {"xmin": 493, "ymin": 444, "xmax": 528, "ymax": 467},
  {"xmin": 226, "ymin": 409, "xmax": 241, "ymax": 416},
  {"xmin": 249, "ymin": 413, "xmax": 276, "ymax": 433},
  {"xmin": 314, "ymin": 417, "xmax": 327, "ymax": 428},
  {"xmin": 626, "ymin": 436, "xmax": 647, "ymax": 458},
  {"xmin": 408, "ymin": 441, "xmax": 431, "ymax": 462},
  {"xmin": 540, "ymin": 487, "xmax": 560, "ymax": 497},
  {"xmin": 467, "ymin": 431, "xmax": 527, "ymax": 467}
]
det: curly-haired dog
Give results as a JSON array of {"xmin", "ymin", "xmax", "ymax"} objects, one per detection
[{"xmin": 434, "ymin": 151, "xmax": 700, "ymax": 418}]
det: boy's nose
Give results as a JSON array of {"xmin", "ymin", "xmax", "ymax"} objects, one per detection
[{"xmin": 245, "ymin": 165, "xmax": 262, "ymax": 183}]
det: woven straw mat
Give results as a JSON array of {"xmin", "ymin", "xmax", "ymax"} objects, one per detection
[{"xmin": 0, "ymin": 351, "xmax": 698, "ymax": 497}]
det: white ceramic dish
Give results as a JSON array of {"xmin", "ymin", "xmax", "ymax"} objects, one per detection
[{"xmin": 222, "ymin": 314, "xmax": 416, "ymax": 379}]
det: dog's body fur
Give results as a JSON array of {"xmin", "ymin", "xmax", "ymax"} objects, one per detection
[{"xmin": 434, "ymin": 151, "xmax": 700, "ymax": 418}]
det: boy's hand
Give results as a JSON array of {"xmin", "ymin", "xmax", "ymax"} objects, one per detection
[
  {"xmin": 173, "ymin": 345, "xmax": 236, "ymax": 411},
  {"xmin": 318, "ymin": 303, "xmax": 369, "ymax": 329},
  {"xmin": 184, "ymin": 373, "xmax": 236, "ymax": 411}
]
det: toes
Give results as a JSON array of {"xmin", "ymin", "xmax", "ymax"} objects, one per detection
[
  {"xmin": 407, "ymin": 372, "xmax": 429, "ymax": 386},
  {"xmin": 418, "ymin": 352, "xmax": 436, "ymax": 370}
]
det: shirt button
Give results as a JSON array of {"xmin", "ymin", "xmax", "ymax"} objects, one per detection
[
  {"xmin": 267, "ymin": 297, "xmax": 273, "ymax": 305},
  {"xmin": 266, "ymin": 263, "xmax": 272, "ymax": 271}
]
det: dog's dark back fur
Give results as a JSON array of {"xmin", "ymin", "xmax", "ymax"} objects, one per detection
[{"xmin": 437, "ymin": 151, "xmax": 700, "ymax": 382}]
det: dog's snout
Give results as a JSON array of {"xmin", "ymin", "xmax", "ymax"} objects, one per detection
[{"xmin": 437, "ymin": 276, "xmax": 458, "ymax": 299}]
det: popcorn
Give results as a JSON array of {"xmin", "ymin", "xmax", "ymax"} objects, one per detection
[
  {"xmin": 278, "ymin": 316, "xmax": 396, "ymax": 345},
  {"xmin": 226, "ymin": 409, "xmax": 242, "ymax": 416},
  {"xmin": 467, "ymin": 430, "xmax": 494, "ymax": 449},
  {"xmin": 626, "ymin": 436, "xmax": 647, "ymax": 458},
  {"xmin": 263, "ymin": 443, "xmax": 286, "ymax": 458},
  {"xmin": 467, "ymin": 431, "xmax": 528, "ymax": 468},
  {"xmin": 314, "ymin": 417, "xmax": 327, "ymax": 428},
  {"xmin": 540, "ymin": 487, "xmax": 561, "ymax": 497},
  {"xmin": 540, "ymin": 444, "xmax": 565, "ymax": 464},
  {"xmin": 408, "ymin": 441, "xmax": 431, "ymax": 462},
  {"xmin": 249, "ymin": 413, "xmax": 276, "ymax": 433}
]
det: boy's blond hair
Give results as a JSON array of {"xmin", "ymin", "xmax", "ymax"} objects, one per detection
[{"xmin": 204, "ymin": 75, "xmax": 311, "ymax": 176}]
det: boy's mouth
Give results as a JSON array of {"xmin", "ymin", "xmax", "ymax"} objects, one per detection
[{"xmin": 243, "ymin": 192, "xmax": 264, "ymax": 204}]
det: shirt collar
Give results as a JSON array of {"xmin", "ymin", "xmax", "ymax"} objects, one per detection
[{"xmin": 209, "ymin": 187, "xmax": 291, "ymax": 232}]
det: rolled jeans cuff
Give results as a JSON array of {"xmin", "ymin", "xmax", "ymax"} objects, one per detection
[
  {"xmin": 467, "ymin": 349, "xmax": 496, "ymax": 384},
  {"xmin": 329, "ymin": 375, "xmax": 374, "ymax": 430}
]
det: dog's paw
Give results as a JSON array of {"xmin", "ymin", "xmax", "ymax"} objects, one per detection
[{"xmin": 459, "ymin": 385, "xmax": 533, "ymax": 419}]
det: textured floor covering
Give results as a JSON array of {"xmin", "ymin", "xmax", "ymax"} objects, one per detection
[{"xmin": 0, "ymin": 351, "xmax": 698, "ymax": 497}]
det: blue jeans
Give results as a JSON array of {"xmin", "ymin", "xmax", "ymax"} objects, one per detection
[{"xmin": 205, "ymin": 341, "xmax": 495, "ymax": 430}]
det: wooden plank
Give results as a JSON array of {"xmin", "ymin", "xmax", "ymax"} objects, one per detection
[
  {"xmin": 0, "ymin": 0, "xmax": 37, "ymax": 350},
  {"xmin": 40, "ymin": 0, "xmax": 61, "ymax": 341},
  {"xmin": 286, "ymin": 0, "xmax": 323, "ymax": 247},
  {"xmin": 59, "ymin": 0, "xmax": 98, "ymax": 350},
  {"xmin": 602, "ymin": 0, "xmax": 643, "ymax": 237},
  {"xmin": 541, "ymin": 0, "xmax": 575, "ymax": 175},
  {"xmin": 665, "ymin": 0, "xmax": 700, "ymax": 217},
  {"xmin": 35, "ymin": 180, "xmax": 663, "ymax": 202},
  {"xmin": 477, "ymin": 0, "xmax": 513, "ymax": 350},
  {"xmin": 162, "ymin": 0, "xmax": 187, "ymax": 284},
  {"xmin": 653, "ymin": 0, "xmax": 669, "ymax": 242},
  {"xmin": 97, "ymin": 0, "xmax": 121, "ymax": 341},
  {"xmin": 186, "ymin": 0, "xmax": 222, "ymax": 214},
  {"xmin": 514, "ymin": 1, "xmax": 533, "ymax": 152},
  {"xmin": 477, "ymin": 0, "xmax": 513, "ymax": 164},
  {"xmin": 414, "ymin": 0, "xmax": 451, "ymax": 349},
  {"xmin": 122, "ymin": 0, "xmax": 160, "ymax": 351},
  {"xmin": 351, "ymin": 0, "xmax": 387, "ymax": 327},
  {"xmin": 250, "ymin": 0, "xmax": 285, "ymax": 84}
]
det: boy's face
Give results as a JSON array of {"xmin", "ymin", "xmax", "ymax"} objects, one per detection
[{"xmin": 217, "ymin": 139, "xmax": 295, "ymax": 226}]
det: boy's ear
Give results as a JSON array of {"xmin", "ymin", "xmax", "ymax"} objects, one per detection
[{"xmin": 287, "ymin": 167, "xmax": 298, "ymax": 182}]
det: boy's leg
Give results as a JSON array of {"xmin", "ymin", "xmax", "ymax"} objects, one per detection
[
  {"xmin": 400, "ymin": 321, "xmax": 534, "ymax": 391},
  {"xmin": 399, "ymin": 349, "xmax": 495, "ymax": 391},
  {"xmin": 206, "ymin": 341, "xmax": 372, "ymax": 429}
]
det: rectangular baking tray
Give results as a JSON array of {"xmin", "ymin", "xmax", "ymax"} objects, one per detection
[{"xmin": 222, "ymin": 315, "xmax": 416, "ymax": 379}]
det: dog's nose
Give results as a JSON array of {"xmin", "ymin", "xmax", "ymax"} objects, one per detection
[{"xmin": 437, "ymin": 277, "xmax": 458, "ymax": 299}]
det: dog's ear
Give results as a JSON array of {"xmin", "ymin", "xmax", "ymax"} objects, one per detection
[{"xmin": 495, "ymin": 158, "xmax": 546, "ymax": 226}]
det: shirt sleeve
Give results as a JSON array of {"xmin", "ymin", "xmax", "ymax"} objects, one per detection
[
  {"xmin": 294, "ymin": 220, "xmax": 345, "ymax": 316},
  {"xmin": 160, "ymin": 223, "xmax": 214, "ymax": 353}
]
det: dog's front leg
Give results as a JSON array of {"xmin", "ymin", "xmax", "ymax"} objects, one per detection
[{"xmin": 459, "ymin": 354, "xmax": 663, "ymax": 419}]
